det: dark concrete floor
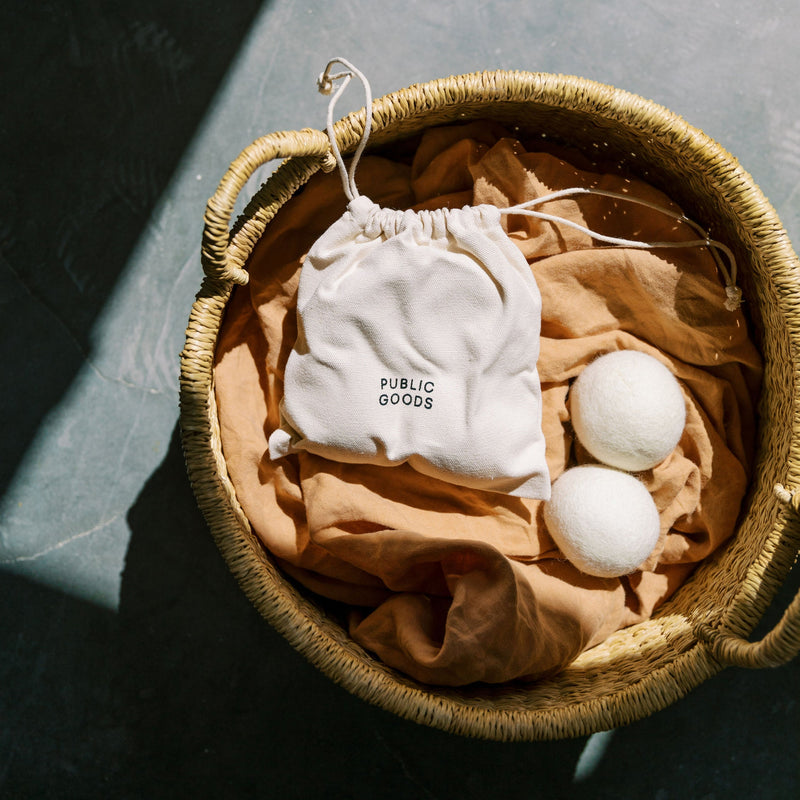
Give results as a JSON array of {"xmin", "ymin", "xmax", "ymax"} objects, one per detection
[{"xmin": 2, "ymin": 1, "xmax": 799, "ymax": 797}]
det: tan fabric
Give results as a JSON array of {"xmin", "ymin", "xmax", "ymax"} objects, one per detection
[{"xmin": 213, "ymin": 122, "xmax": 762, "ymax": 685}]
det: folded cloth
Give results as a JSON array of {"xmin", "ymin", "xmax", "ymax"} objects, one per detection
[{"xmin": 213, "ymin": 121, "xmax": 762, "ymax": 685}]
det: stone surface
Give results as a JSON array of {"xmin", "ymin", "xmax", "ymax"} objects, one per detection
[{"xmin": 2, "ymin": 0, "xmax": 798, "ymax": 796}]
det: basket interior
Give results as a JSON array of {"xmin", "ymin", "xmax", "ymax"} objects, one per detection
[{"xmin": 194, "ymin": 73, "xmax": 800, "ymax": 740}]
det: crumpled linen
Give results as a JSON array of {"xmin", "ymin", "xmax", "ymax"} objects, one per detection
[{"xmin": 213, "ymin": 121, "xmax": 762, "ymax": 685}]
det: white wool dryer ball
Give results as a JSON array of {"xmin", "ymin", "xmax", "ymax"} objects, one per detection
[
  {"xmin": 543, "ymin": 465, "xmax": 661, "ymax": 578},
  {"xmin": 570, "ymin": 350, "xmax": 686, "ymax": 472}
]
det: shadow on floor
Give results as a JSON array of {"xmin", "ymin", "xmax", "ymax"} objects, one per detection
[{"xmin": 0, "ymin": 0, "xmax": 264, "ymax": 498}]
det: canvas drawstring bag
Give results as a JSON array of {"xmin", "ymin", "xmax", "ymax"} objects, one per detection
[{"xmin": 268, "ymin": 58, "xmax": 741, "ymax": 499}]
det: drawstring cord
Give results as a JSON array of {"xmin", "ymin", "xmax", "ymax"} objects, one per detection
[
  {"xmin": 501, "ymin": 188, "xmax": 742, "ymax": 310},
  {"xmin": 316, "ymin": 57, "xmax": 742, "ymax": 310},
  {"xmin": 318, "ymin": 57, "xmax": 372, "ymax": 202}
]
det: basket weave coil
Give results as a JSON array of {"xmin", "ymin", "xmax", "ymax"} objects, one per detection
[{"xmin": 180, "ymin": 70, "xmax": 800, "ymax": 741}]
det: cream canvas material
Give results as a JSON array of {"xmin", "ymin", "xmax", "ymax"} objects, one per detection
[{"xmin": 268, "ymin": 192, "xmax": 551, "ymax": 498}]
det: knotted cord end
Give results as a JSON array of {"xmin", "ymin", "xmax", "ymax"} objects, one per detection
[{"xmin": 724, "ymin": 284, "xmax": 743, "ymax": 312}]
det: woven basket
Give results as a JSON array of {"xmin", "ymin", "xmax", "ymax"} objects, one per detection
[{"xmin": 180, "ymin": 70, "xmax": 800, "ymax": 740}]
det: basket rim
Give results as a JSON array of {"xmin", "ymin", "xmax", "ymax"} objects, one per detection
[{"xmin": 181, "ymin": 69, "xmax": 800, "ymax": 741}]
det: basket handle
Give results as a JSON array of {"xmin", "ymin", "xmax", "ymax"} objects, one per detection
[
  {"xmin": 697, "ymin": 589, "xmax": 800, "ymax": 668},
  {"xmin": 696, "ymin": 485, "xmax": 800, "ymax": 668},
  {"xmin": 202, "ymin": 128, "xmax": 333, "ymax": 284}
]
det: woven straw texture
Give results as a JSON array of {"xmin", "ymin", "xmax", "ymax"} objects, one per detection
[{"xmin": 180, "ymin": 71, "xmax": 800, "ymax": 741}]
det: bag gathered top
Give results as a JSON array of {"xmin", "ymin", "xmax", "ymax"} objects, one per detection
[{"xmin": 268, "ymin": 58, "xmax": 742, "ymax": 500}]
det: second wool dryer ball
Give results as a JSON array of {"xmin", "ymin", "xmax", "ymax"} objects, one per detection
[
  {"xmin": 544, "ymin": 466, "xmax": 662, "ymax": 578},
  {"xmin": 570, "ymin": 350, "xmax": 686, "ymax": 472}
]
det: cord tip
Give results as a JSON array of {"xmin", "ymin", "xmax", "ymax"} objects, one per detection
[{"xmin": 724, "ymin": 284, "xmax": 743, "ymax": 311}]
